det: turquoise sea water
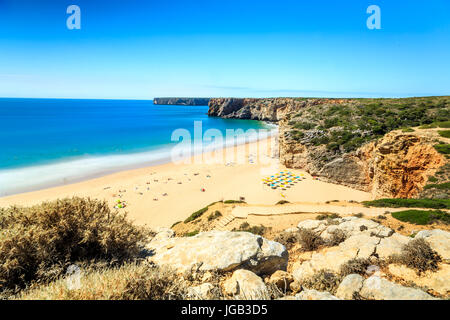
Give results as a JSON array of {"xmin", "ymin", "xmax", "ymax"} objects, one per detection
[{"xmin": 0, "ymin": 98, "xmax": 273, "ymax": 195}]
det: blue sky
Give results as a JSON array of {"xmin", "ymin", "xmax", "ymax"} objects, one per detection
[{"xmin": 0, "ymin": 0, "xmax": 449, "ymax": 99}]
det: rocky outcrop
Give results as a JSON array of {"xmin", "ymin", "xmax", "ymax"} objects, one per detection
[
  {"xmin": 415, "ymin": 229, "xmax": 450, "ymax": 262},
  {"xmin": 360, "ymin": 275, "xmax": 438, "ymax": 300},
  {"xmin": 208, "ymin": 98, "xmax": 306, "ymax": 121},
  {"xmin": 295, "ymin": 289, "xmax": 340, "ymax": 300},
  {"xmin": 223, "ymin": 269, "xmax": 270, "ymax": 299},
  {"xmin": 291, "ymin": 218, "xmax": 449, "ymax": 299},
  {"xmin": 208, "ymin": 97, "xmax": 448, "ymax": 198},
  {"xmin": 281, "ymin": 130, "xmax": 446, "ymax": 198},
  {"xmin": 154, "ymin": 97, "xmax": 210, "ymax": 106},
  {"xmin": 388, "ymin": 264, "xmax": 450, "ymax": 296},
  {"xmin": 146, "ymin": 230, "xmax": 288, "ymax": 275},
  {"xmin": 144, "ymin": 220, "xmax": 449, "ymax": 300},
  {"xmin": 335, "ymin": 274, "xmax": 364, "ymax": 300}
]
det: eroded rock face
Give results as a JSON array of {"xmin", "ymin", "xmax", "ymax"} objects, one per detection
[
  {"xmin": 146, "ymin": 230, "xmax": 288, "ymax": 275},
  {"xmin": 208, "ymin": 98, "xmax": 304, "ymax": 121},
  {"xmin": 281, "ymin": 130, "xmax": 446, "ymax": 198}
]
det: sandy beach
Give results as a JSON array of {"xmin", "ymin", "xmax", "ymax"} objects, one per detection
[{"xmin": 0, "ymin": 135, "xmax": 372, "ymax": 228}]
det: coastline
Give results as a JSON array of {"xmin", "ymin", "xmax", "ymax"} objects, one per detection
[
  {"xmin": 0, "ymin": 122, "xmax": 276, "ymax": 197},
  {"xmin": 0, "ymin": 134, "xmax": 372, "ymax": 228}
]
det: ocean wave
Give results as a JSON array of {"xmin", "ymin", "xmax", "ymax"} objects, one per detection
[{"xmin": 0, "ymin": 127, "xmax": 277, "ymax": 196}]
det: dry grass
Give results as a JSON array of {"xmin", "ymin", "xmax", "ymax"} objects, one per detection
[
  {"xmin": 297, "ymin": 229, "xmax": 324, "ymax": 251},
  {"xmin": 299, "ymin": 269, "xmax": 341, "ymax": 294},
  {"xmin": 389, "ymin": 238, "xmax": 442, "ymax": 274},
  {"xmin": 326, "ymin": 229, "xmax": 347, "ymax": 246},
  {"xmin": 16, "ymin": 263, "xmax": 189, "ymax": 300},
  {"xmin": 0, "ymin": 197, "xmax": 151, "ymax": 294},
  {"xmin": 274, "ymin": 228, "xmax": 324, "ymax": 252},
  {"xmin": 339, "ymin": 258, "xmax": 372, "ymax": 277}
]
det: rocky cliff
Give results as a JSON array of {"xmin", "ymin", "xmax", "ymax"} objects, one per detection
[
  {"xmin": 282, "ymin": 130, "xmax": 446, "ymax": 198},
  {"xmin": 208, "ymin": 97, "xmax": 449, "ymax": 198},
  {"xmin": 154, "ymin": 97, "xmax": 210, "ymax": 106}
]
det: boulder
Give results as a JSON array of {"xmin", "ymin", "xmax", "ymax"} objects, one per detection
[
  {"xmin": 295, "ymin": 289, "xmax": 340, "ymax": 300},
  {"xmin": 376, "ymin": 233, "xmax": 411, "ymax": 260},
  {"xmin": 292, "ymin": 246, "xmax": 358, "ymax": 281},
  {"xmin": 223, "ymin": 269, "xmax": 270, "ymax": 300},
  {"xmin": 339, "ymin": 234, "xmax": 380, "ymax": 259},
  {"xmin": 415, "ymin": 229, "xmax": 450, "ymax": 262},
  {"xmin": 360, "ymin": 276, "xmax": 438, "ymax": 300},
  {"xmin": 146, "ymin": 230, "xmax": 288, "ymax": 275},
  {"xmin": 297, "ymin": 220, "xmax": 326, "ymax": 231},
  {"xmin": 336, "ymin": 218, "xmax": 381, "ymax": 237},
  {"xmin": 187, "ymin": 283, "xmax": 216, "ymax": 300},
  {"xmin": 267, "ymin": 270, "xmax": 294, "ymax": 290},
  {"xmin": 388, "ymin": 263, "xmax": 450, "ymax": 296},
  {"xmin": 335, "ymin": 274, "xmax": 364, "ymax": 300}
]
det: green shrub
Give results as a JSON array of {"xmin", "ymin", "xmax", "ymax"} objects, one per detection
[
  {"xmin": 391, "ymin": 210, "xmax": 450, "ymax": 225},
  {"xmin": 292, "ymin": 122, "xmax": 316, "ymax": 130},
  {"xmin": 184, "ymin": 207, "xmax": 209, "ymax": 223},
  {"xmin": 434, "ymin": 144, "xmax": 450, "ymax": 155},
  {"xmin": 438, "ymin": 130, "xmax": 450, "ymax": 138},
  {"xmin": 0, "ymin": 197, "xmax": 150, "ymax": 293},
  {"xmin": 423, "ymin": 182, "xmax": 450, "ymax": 191},
  {"xmin": 184, "ymin": 230, "xmax": 199, "ymax": 237},
  {"xmin": 233, "ymin": 222, "xmax": 269, "ymax": 236},
  {"xmin": 207, "ymin": 210, "xmax": 222, "ymax": 221},
  {"xmin": 223, "ymin": 200, "xmax": 246, "ymax": 204},
  {"xmin": 362, "ymin": 198, "xmax": 450, "ymax": 209},
  {"xmin": 171, "ymin": 221, "xmax": 181, "ymax": 228},
  {"xmin": 437, "ymin": 121, "xmax": 450, "ymax": 128}
]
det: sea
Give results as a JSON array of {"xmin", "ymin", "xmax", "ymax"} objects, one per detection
[{"xmin": 0, "ymin": 98, "xmax": 275, "ymax": 196}]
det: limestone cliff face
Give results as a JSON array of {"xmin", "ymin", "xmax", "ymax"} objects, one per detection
[
  {"xmin": 209, "ymin": 98, "xmax": 306, "ymax": 121},
  {"xmin": 208, "ymin": 97, "xmax": 448, "ymax": 199},
  {"xmin": 154, "ymin": 98, "xmax": 210, "ymax": 106},
  {"xmin": 280, "ymin": 130, "xmax": 446, "ymax": 198},
  {"xmin": 208, "ymin": 98, "xmax": 352, "ymax": 121}
]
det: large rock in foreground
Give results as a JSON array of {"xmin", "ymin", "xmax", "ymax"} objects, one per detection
[
  {"xmin": 223, "ymin": 269, "xmax": 270, "ymax": 300},
  {"xmin": 360, "ymin": 276, "xmax": 438, "ymax": 300},
  {"xmin": 146, "ymin": 230, "xmax": 288, "ymax": 275}
]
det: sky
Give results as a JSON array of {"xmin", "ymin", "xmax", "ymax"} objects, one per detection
[{"xmin": 0, "ymin": 0, "xmax": 449, "ymax": 99}]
